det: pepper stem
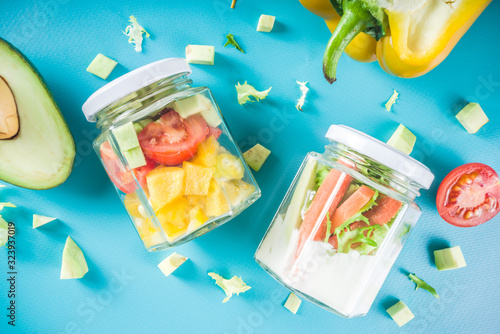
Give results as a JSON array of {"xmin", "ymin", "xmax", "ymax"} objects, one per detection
[{"xmin": 322, "ymin": 3, "xmax": 370, "ymax": 83}]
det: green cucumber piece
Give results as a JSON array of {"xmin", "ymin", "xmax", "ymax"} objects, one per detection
[
  {"xmin": 61, "ymin": 237, "xmax": 88, "ymax": 279},
  {"xmin": 243, "ymin": 144, "xmax": 271, "ymax": 172},
  {"xmin": 455, "ymin": 102, "xmax": 489, "ymax": 134},
  {"xmin": 434, "ymin": 246, "xmax": 466, "ymax": 271},
  {"xmin": 185, "ymin": 45, "xmax": 215, "ymax": 65},
  {"xmin": 113, "ymin": 122, "xmax": 140, "ymax": 151},
  {"xmin": 86, "ymin": 54, "xmax": 117, "ymax": 80},
  {"xmin": 123, "ymin": 146, "xmax": 147, "ymax": 169},
  {"xmin": 386, "ymin": 301, "xmax": 414, "ymax": 327},
  {"xmin": 257, "ymin": 15, "xmax": 276, "ymax": 32},
  {"xmin": 387, "ymin": 124, "xmax": 416, "ymax": 155}
]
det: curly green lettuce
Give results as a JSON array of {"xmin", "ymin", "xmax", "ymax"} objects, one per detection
[
  {"xmin": 224, "ymin": 34, "xmax": 244, "ymax": 53},
  {"xmin": 124, "ymin": 15, "xmax": 150, "ymax": 52},
  {"xmin": 208, "ymin": 272, "xmax": 251, "ymax": 303},
  {"xmin": 236, "ymin": 82, "xmax": 271, "ymax": 105}
]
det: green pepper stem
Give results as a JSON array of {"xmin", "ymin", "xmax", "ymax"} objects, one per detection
[{"xmin": 322, "ymin": 3, "xmax": 370, "ymax": 84}]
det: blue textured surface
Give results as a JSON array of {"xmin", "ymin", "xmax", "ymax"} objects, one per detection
[{"xmin": 1, "ymin": 0, "xmax": 499, "ymax": 333}]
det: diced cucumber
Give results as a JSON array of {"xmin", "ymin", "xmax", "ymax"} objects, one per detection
[
  {"xmin": 133, "ymin": 123, "xmax": 144, "ymax": 134},
  {"xmin": 386, "ymin": 301, "xmax": 414, "ymax": 327},
  {"xmin": 113, "ymin": 122, "xmax": 140, "ymax": 151},
  {"xmin": 158, "ymin": 252, "xmax": 188, "ymax": 277},
  {"xmin": 86, "ymin": 54, "xmax": 118, "ymax": 80},
  {"xmin": 174, "ymin": 94, "xmax": 222, "ymax": 127},
  {"xmin": 123, "ymin": 146, "xmax": 147, "ymax": 169},
  {"xmin": 33, "ymin": 214, "xmax": 57, "ymax": 228},
  {"xmin": 434, "ymin": 246, "xmax": 466, "ymax": 271},
  {"xmin": 387, "ymin": 124, "xmax": 416, "ymax": 155},
  {"xmin": 455, "ymin": 102, "xmax": 489, "ymax": 134},
  {"xmin": 284, "ymin": 292, "xmax": 302, "ymax": 314},
  {"xmin": 257, "ymin": 15, "xmax": 276, "ymax": 32},
  {"xmin": 61, "ymin": 237, "xmax": 88, "ymax": 279},
  {"xmin": 243, "ymin": 144, "xmax": 271, "ymax": 172},
  {"xmin": 186, "ymin": 45, "xmax": 215, "ymax": 65}
]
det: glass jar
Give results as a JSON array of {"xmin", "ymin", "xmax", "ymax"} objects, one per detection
[
  {"xmin": 82, "ymin": 58, "xmax": 261, "ymax": 252},
  {"xmin": 255, "ymin": 125, "xmax": 434, "ymax": 318}
]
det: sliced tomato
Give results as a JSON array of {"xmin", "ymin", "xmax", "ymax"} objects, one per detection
[
  {"xmin": 208, "ymin": 126, "xmax": 222, "ymax": 140},
  {"xmin": 138, "ymin": 110, "xmax": 208, "ymax": 166},
  {"xmin": 436, "ymin": 163, "xmax": 500, "ymax": 227},
  {"xmin": 100, "ymin": 142, "xmax": 156, "ymax": 193}
]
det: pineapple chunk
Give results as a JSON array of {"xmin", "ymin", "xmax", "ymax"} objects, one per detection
[
  {"xmin": 156, "ymin": 197, "xmax": 189, "ymax": 241},
  {"xmin": 205, "ymin": 179, "xmax": 230, "ymax": 217},
  {"xmin": 221, "ymin": 180, "xmax": 256, "ymax": 207},
  {"xmin": 186, "ymin": 195, "xmax": 207, "ymax": 213},
  {"xmin": 191, "ymin": 136, "xmax": 220, "ymax": 167},
  {"xmin": 183, "ymin": 161, "xmax": 216, "ymax": 195},
  {"xmin": 146, "ymin": 166, "xmax": 185, "ymax": 211},
  {"xmin": 187, "ymin": 206, "xmax": 208, "ymax": 232}
]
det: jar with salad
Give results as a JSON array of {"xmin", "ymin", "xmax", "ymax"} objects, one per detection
[
  {"xmin": 83, "ymin": 58, "xmax": 261, "ymax": 251},
  {"xmin": 255, "ymin": 125, "xmax": 434, "ymax": 318}
]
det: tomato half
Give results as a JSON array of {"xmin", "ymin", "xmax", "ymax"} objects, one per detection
[
  {"xmin": 100, "ymin": 141, "xmax": 156, "ymax": 194},
  {"xmin": 138, "ymin": 110, "xmax": 208, "ymax": 166},
  {"xmin": 436, "ymin": 163, "xmax": 500, "ymax": 227}
]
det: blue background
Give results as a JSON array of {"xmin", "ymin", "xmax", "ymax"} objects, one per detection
[{"xmin": 1, "ymin": 0, "xmax": 499, "ymax": 333}]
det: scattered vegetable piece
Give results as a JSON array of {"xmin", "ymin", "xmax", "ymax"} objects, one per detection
[
  {"xmin": 0, "ymin": 217, "xmax": 8, "ymax": 247},
  {"xmin": 33, "ymin": 214, "xmax": 57, "ymax": 228},
  {"xmin": 236, "ymin": 82, "xmax": 272, "ymax": 105},
  {"xmin": 158, "ymin": 252, "xmax": 188, "ymax": 277},
  {"xmin": 243, "ymin": 143, "xmax": 271, "ymax": 172},
  {"xmin": 295, "ymin": 81, "xmax": 309, "ymax": 111},
  {"xmin": 385, "ymin": 89, "xmax": 399, "ymax": 112},
  {"xmin": 0, "ymin": 202, "xmax": 16, "ymax": 210},
  {"xmin": 86, "ymin": 54, "xmax": 117, "ymax": 80},
  {"xmin": 284, "ymin": 292, "xmax": 302, "ymax": 314},
  {"xmin": 61, "ymin": 237, "xmax": 88, "ymax": 279},
  {"xmin": 434, "ymin": 246, "xmax": 467, "ymax": 271},
  {"xmin": 208, "ymin": 272, "xmax": 251, "ymax": 303},
  {"xmin": 257, "ymin": 14, "xmax": 276, "ymax": 32},
  {"xmin": 455, "ymin": 102, "xmax": 489, "ymax": 134},
  {"xmin": 224, "ymin": 34, "xmax": 244, "ymax": 53},
  {"xmin": 408, "ymin": 273, "xmax": 439, "ymax": 299},
  {"xmin": 387, "ymin": 124, "xmax": 416, "ymax": 155},
  {"xmin": 386, "ymin": 300, "xmax": 414, "ymax": 327},
  {"xmin": 186, "ymin": 45, "xmax": 215, "ymax": 65},
  {"xmin": 124, "ymin": 15, "xmax": 150, "ymax": 52},
  {"xmin": 436, "ymin": 163, "xmax": 500, "ymax": 227}
]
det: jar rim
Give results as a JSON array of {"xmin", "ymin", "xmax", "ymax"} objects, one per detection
[
  {"xmin": 325, "ymin": 125, "xmax": 435, "ymax": 189},
  {"xmin": 82, "ymin": 58, "xmax": 191, "ymax": 122}
]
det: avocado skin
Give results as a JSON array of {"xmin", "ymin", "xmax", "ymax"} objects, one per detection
[{"xmin": 0, "ymin": 37, "xmax": 76, "ymax": 190}]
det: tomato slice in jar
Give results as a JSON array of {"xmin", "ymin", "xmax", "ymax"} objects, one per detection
[
  {"xmin": 138, "ymin": 110, "xmax": 209, "ymax": 166},
  {"xmin": 436, "ymin": 163, "xmax": 500, "ymax": 227},
  {"xmin": 100, "ymin": 141, "xmax": 156, "ymax": 194}
]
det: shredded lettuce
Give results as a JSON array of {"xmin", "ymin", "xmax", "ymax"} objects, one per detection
[
  {"xmin": 314, "ymin": 164, "xmax": 330, "ymax": 191},
  {"xmin": 0, "ymin": 217, "xmax": 8, "ymax": 247},
  {"xmin": 236, "ymin": 82, "xmax": 272, "ymax": 105},
  {"xmin": 124, "ymin": 15, "xmax": 150, "ymax": 52},
  {"xmin": 224, "ymin": 34, "xmax": 244, "ymax": 53},
  {"xmin": 385, "ymin": 89, "xmax": 399, "ymax": 111},
  {"xmin": 408, "ymin": 273, "xmax": 439, "ymax": 299},
  {"xmin": 208, "ymin": 272, "xmax": 251, "ymax": 303},
  {"xmin": 295, "ymin": 81, "xmax": 309, "ymax": 111}
]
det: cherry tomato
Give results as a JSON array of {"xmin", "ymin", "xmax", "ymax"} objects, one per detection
[
  {"xmin": 100, "ymin": 141, "xmax": 156, "ymax": 193},
  {"xmin": 138, "ymin": 110, "xmax": 208, "ymax": 166},
  {"xmin": 436, "ymin": 163, "xmax": 500, "ymax": 227}
]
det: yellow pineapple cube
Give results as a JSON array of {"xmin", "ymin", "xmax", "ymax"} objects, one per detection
[
  {"xmin": 186, "ymin": 195, "xmax": 207, "ymax": 213},
  {"xmin": 183, "ymin": 161, "xmax": 216, "ymax": 195},
  {"xmin": 187, "ymin": 206, "xmax": 208, "ymax": 232},
  {"xmin": 156, "ymin": 197, "xmax": 189, "ymax": 241},
  {"xmin": 221, "ymin": 180, "xmax": 256, "ymax": 207},
  {"xmin": 205, "ymin": 179, "xmax": 230, "ymax": 217},
  {"xmin": 191, "ymin": 135, "xmax": 220, "ymax": 167},
  {"xmin": 146, "ymin": 166, "xmax": 185, "ymax": 211}
]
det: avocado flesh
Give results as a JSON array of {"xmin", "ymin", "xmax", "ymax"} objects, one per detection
[{"xmin": 0, "ymin": 39, "xmax": 75, "ymax": 189}]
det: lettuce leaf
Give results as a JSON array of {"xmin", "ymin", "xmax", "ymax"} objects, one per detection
[
  {"xmin": 314, "ymin": 164, "xmax": 330, "ymax": 191},
  {"xmin": 295, "ymin": 81, "xmax": 309, "ymax": 111},
  {"xmin": 208, "ymin": 272, "xmax": 251, "ymax": 303},
  {"xmin": 409, "ymin": 273, "xmax": 439, "ymax": 298},
  {"xmin": 224, "ymin": 34, "xmax": 244, "ymax": 53},
  {"xmin": 236, "ymin": 82, "xmax": 271, "ymax": 105},
  {"xmin": 324, "ymin": 213, "xmax": 332, "ymax": 243},
  {"xmin": 124, "ymin": 15, "xmax": 150, "ymax": 52}
]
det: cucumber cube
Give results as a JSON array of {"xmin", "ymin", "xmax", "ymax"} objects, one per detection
[
  {"xmin": 456, "ymin": 102, "xmax": 489, "ymax": 134},
  {"xmin": 434, "ymin": 246, "xmax": 467, "ymax": 271},
  {"xmin": 174, "ymin": 94, "xmax": 222, "ymax": 127},
  {"xmin": 123, "ymin": 146, "xmax": 147, "ymax": 169},
  {"xmin": 257, "ymin": 14, "xmax": 276, "ymax": 32},
  {"xmin": 113, "ymin": 122, "xmax": 140, "ymax": 151},
  {"xmin": 86, "ymin": 54, "xmax": 118, "ymax": 80},
  {"xmin": 158, "ymin": 252, "xmax": 188, "ymax": 277},
  {"xmin": 186, "ymin": 45, "xmax": 215, "ymax": 65},
  {"xmin": 386, "ymin": 301, "xmax": 414, "ymax": 327},
  {"xmin": 243, "ymin": 144, "xmax": 271, "ymax": 172},
  {"xmin": 133, "ymin": 122, "xmax": 144, "ymax": 134},
  {"xmin": 284, "ymin": 292, "xmax": 302, "ymax": 314},
  {"xmin": 387, "ymin": 124, "xmax": 416, "ymax": 155}
]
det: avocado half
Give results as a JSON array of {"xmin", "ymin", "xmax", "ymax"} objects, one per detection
[{"xmin": 0, "ymin": 38, "xmax": 75, "ymax": 189}]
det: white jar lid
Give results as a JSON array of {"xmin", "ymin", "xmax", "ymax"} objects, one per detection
[
  {"xmin": 82, "ymin": 58, "xmax": 192, "ymax": 122},
  {"xmin": 325, "ymin": 125, "xmax": 435, "ymax": 189}
]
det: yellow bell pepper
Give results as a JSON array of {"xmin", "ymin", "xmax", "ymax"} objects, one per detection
[
  {"xmin": 299, "ymin": 0, "xmax": 377, "ymax": 63},
  {"xmin": 316, "ymin": 0, "xmax": 491, "ymax": 83}
]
